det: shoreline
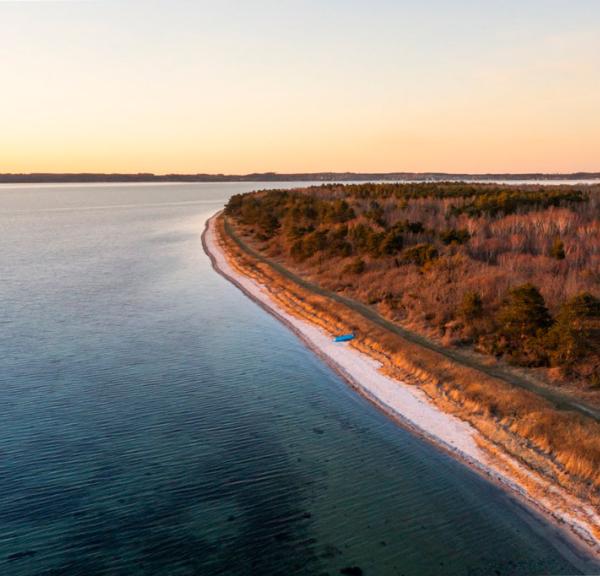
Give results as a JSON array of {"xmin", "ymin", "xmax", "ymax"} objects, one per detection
[{"xmin": 202, "ymin": 211, "xmax": 600, "ymax": 572}]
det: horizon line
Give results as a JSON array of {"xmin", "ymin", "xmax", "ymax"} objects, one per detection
[{"xmin": 2, "ymin": 170, "xmax": 600, "ymax": 184}]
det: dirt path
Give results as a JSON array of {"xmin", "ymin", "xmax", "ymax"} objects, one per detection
[{"xmin": 223, "ymin": 217, "xmax": 600, "ymax": 423}]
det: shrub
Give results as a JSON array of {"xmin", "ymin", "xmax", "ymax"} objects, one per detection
[
  {"xmin": 392, "ymin": 220, "xmax": 425, "ymax": 234},
  {"xmin": 344, "ymin": 258, "xmax": 366, "ymax": 275},
  {"xmin": 406, "ymin": 220, "xmax": 425, "ymax": 234},
  {"xmin": 285, "ymin": 224, "xmax": 314, "ymax": 241},
  {"xmin": 366, "ymin": 232, "xmax": 385, "ymax": 258},
  {"xmin": 400, "ymin": 243, "xmax": 438, "ymax": 266},
  {"xmin": 459, "ymin": 291, "xmax": 483, "ymax": 321},
  {"xmin": 440, "ymin": 228, "xmax": 471, "ymax": 245},
  {"xmin": 550, "ymin": 237, "xmax": 566, "ymax": 260}
]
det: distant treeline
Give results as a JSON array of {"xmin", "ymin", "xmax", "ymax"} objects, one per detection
[
  {"xmin": 225, "ymin": 182, "xmax": 600, "ymax": 387},
  {"xmin": 1, "ymin": 172, "xmax": 600, "ymax": 184}
]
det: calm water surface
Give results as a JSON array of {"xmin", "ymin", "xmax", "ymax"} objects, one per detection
[{"xmin": 0, "ymin": 183, "xmax": 592, "ymax": 575}]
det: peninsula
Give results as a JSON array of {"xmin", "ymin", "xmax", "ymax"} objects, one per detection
[{"xmin": 203, "ymin": 182, "xmax": 600, "ymax": 561}]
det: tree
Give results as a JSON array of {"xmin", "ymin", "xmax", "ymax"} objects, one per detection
[
  {"xmin": 400, "ymin": 244, "xmax": 438, "ymax": 266},
  {"xmin": 225, "ymin": 193, "xmax": 244, "ymax": 216},
  {"xmin": 495, "ymin": 283, "xmax": 553, "ymax": 366},
  {"xmin": 349, "ymin": 223, "xmax": 371, "ymax": 252},
  {"xmin": 546, "ymin": 292, "xmax": 600, "ymax": 372},
  {"xmin": 364, "ymin": 201, "xmax": 385, "ymax": 226},
  {"xmin": 324, "ymin": 199, "xmax": 355, "ymax": 224},
  {"xmin": 257, "ymin": 212, "xmax": 280, "ymax": 238},
  {"xmin": 459, "ymin": 291, "xmax": 483, "ymax": 321},
  {"xmin": 380, "ymin": 230, "xmax": 404, "ymax": 255},
  {"xmin": 290, "ymin": 229, "xmax": 327, "ymax": 261},
  {"xmin": 327, "ymin": 226, "xmax": 352, "ymax": 257}
]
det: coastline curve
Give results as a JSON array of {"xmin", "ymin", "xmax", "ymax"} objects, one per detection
[{"xmin": 202, "ymin": 210, "xmax": 600, "ymax": 573}]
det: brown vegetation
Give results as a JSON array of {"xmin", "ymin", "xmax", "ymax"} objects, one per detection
[
  {"xmin": 214, "ymin": 214, "xmax": 600, "ymax": 523},
  {"xmin": 225, "ymin": 183, "xmax": 600, "ymax": 388}
]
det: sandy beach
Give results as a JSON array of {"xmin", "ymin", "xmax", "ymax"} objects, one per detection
[{"xmin": 203, "ymin": 212, "xmax": 600, "ymax": 571}]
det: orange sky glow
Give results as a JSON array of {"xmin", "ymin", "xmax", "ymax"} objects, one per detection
[{"xmin": 1, "ymin": 1, "xmax": 599, "ymax": 174}]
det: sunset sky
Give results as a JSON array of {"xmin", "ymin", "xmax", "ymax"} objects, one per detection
[{"xmin": 1, "ymin": 0, "xmax": 599, "ymax": 174}]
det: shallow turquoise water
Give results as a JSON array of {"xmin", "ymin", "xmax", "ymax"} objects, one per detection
[{"xmin": 0, "ymin": 183, "xmax": 592, "ymax": 575}]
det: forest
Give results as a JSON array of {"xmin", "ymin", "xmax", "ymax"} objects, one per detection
[{"xmin": 225, "ymin": 183, "xmax": 600, "ymax": 389}]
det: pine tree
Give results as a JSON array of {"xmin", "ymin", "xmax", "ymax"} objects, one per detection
[
  {"xmin": 496, "ymin": 284, "xmax": 553, "ymax": 365},
  {"xmin": 546, "ymin": 293, "xmax": 600, "ymax": 371}
]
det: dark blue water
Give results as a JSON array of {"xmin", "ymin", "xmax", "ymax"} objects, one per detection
[{"xmin": 0, "ymin": 183, "xmax": 592, "ymax": 575}]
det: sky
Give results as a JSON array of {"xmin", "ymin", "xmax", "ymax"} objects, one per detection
[{"xmin": 1, "ymin": 0, "xmax": 599, "ymax": 174}]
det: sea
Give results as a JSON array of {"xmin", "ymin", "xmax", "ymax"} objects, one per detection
[{"xmin": 0, "ymin": 182, "xmax": 595, "ymax": 575}]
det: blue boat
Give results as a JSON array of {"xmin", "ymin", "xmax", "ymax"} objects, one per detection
[{"xmin": 333, "ymin": 333, "xmax": 355, "ymax": 343}]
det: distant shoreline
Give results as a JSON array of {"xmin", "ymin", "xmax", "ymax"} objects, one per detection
[
  {"xmin": 2, "ymin": 171, "xmax": 600, "ymax": 184},
  {"xmin": 202, "ymin": 211, "xmax": 600, "ymax": 572}
]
